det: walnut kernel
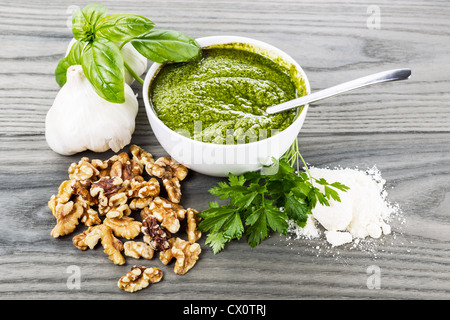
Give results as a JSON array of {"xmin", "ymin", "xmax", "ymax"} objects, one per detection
[
  {"xmin": 145, "ymin": 197, "xmax": 186, "ymax": 234},
  {"xmin": 103, "ymin": 217, "xmax": 142, "ymax": 240},
  {"xmin": 160, "ymin": 237, "xmax": 201, "ymax": 275},
  {"xmin": 51, "ymin": 201, "xmax": 84, "ymax": 238},
  {"xmin": 145, "ymin": 157, "xmax": 188, "ymax": 203},
  {"xmin": 117, "ymin": 266, "xmax": 162, "ymax": 293},
  {"xmin": 101, "ymin": 225, "xmax": 125, "ymax": 265},
  {"xmin": 124, "ymin": 241, "xmax": 154, "ymax": 260},
  {"xmin": 186, "ymin": 208, "xmax": 202, "ymax": 244},
  {"xmin": 141, "ymin": 216, "xmax": 170, "ymax": 251}
]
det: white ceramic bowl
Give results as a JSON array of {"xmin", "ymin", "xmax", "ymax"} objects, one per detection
[{"xmin": 143, "ymin": 35, "xmax": 310, "ymax": 177}]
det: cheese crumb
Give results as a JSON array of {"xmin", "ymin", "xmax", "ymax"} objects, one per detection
[
  {"xmin": 287, "ymin": 166, "xmax": 398, "ymax": 248},
  {"xmin": 325, "ymin": 231, "xmax": 353, "ymax": 247}
]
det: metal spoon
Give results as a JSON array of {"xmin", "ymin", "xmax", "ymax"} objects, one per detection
[{"xmin": 265, "ymin": 68, "xmax": 412, "ymax": 114}]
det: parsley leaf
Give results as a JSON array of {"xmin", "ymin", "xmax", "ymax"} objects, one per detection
[
  {"xmin": 284, "ymin": 193, "xmax": 308, "ymax": 227},
  {"xmin": 197, "ymin": 201, "xmax": 245, "ymax": 254},
  {"xmin": 197, "ymin": 140, "xmax": 349, "ymax": 254},
  {"xmin": 204, "ymin": 232, "xmax": 229, "ymax": 254}
]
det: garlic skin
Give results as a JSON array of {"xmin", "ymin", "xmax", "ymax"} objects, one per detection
[
  {"xmin": 120, "ymin": 43, "xmax": 148, "ymax": 85},
  {"xmin": 46, "ymin": 65, "xmax": 138, "ymax": 155},
  {"xmin": 66, "ymin": 38, "xmax": 148, "ymax": 85}
]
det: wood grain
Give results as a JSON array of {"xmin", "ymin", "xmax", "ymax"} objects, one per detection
[{"xmin": 0, "ymin": 0, "xmax": 449, "ymax": 300}]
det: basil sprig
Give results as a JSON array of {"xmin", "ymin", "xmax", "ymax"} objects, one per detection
[{"xmin": 55, "ymin": 4, "xmax": 201, "ymax": 103}]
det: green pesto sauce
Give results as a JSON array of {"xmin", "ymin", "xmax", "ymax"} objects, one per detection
[{"xmin": 150, "ymin": 47, "xmax": 303, "ymax": 144}]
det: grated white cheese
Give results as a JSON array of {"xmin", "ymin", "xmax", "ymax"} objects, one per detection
[
  {"xmin": 325, "ymin": 230, "xmax": 353, "ymax": 247},
  {"xmin": 287, "ymin": 166, "xmax": 397, "ymax": 247}
]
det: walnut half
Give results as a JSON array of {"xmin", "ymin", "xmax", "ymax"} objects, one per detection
[
  {"xmin": 51, "ymin": 201, "xmax": 84, "ymax": 238},
  {"xmin": 141, "ymin": 216, "xmax": 170, "ymax": 251},
  {"xmin": 118, "ymin": 266, "xmax": 163, "ymax": 293},
  {"xmin": 144, "ymin": 197, "xmax": 186, "ymax": 234},
  {"xmin": 160, "ymin": 237, "xmax": 201, "ymax": 275},
  {"xmin": 186, "ymin": 208, "xmax": 202, "ymax": 244},
  {"xmin": 103, "ymin": 217, "xmax": 142, "ymax": 240},
  {"xmin": 124, "ymin": 241, "xmax": 154, "ymax": 260},
  {"xmin": 145, "ymin": 157, "xmax": 188, "ymax": 203},
  {"xmin": 72, "ymin": 224, "xmax": 103, "ymax": 250},
  {"xmin": 101, "ymin": 225, "xmax": 125, "ymax": 265}
]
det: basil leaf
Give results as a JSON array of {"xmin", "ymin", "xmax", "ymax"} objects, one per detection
[
  {"xmin": 81, "ymin": 38, "xmax": 125, "ymax": 103},
  {"xmin": 55, "ymin": 57, "xmax": 71, "ymax": 87},
  {"xmin": 95, "ymin": 13, "xmax": 154, "ymax": 42},
  {"xmin": 72, "ymin": 4, "xmax": 108, "ymax": 41},
  {"xmin": 130, "ymin": 29, "xmax": 201, "ymax": 63},
  {"xmin": 55, "ymin": 40, "xmax": 86, "ymax": 87}
]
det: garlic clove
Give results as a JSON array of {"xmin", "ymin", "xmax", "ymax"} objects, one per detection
[
  {"xmin": 121, "ymin": 42, "xmax": 148, "ymax": 85},
  {"xmin": 46, "ymin": 65, "xmax": 138, "ymax": 155}
]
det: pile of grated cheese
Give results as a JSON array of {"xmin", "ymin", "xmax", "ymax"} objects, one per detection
[{"xmin": 288, "ymin": 166, "xmax": 398, "ymax": 247}]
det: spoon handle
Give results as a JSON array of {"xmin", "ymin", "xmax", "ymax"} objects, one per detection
[{"xmin": 265, "ymin": 68, "xmax": 411, "ymax": 114}]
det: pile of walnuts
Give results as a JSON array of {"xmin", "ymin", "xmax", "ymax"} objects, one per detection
[{"xmin": 48, "ymin": 145, "xmax": 202, "ymax": 293}]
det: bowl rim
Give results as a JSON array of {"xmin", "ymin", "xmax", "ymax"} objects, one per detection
[{"xmin": 142, "ymin": 35, "xmax": 311, "ymax": 150}]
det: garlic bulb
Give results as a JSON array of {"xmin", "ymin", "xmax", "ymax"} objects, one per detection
[
  {"xmin": 120, "ymin": 43, "xmax": 148, "ymax": 85},
  {"xmin": 66, "ymin": 38, "xmax": 148, "ymax": 85},
  {"xmin": 46, "ymin": 65, "xmax": 138, "ymax": 155}
]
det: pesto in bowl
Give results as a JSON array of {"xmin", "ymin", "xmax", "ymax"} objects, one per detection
[{"xmin": 149, "ymin": 46, "xmax": 306, "ymax": 144}]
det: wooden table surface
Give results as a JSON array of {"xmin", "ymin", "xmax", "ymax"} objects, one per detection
[{"xmin": 1, "ymin": 0, "xmax": 449, "ymax": 300}]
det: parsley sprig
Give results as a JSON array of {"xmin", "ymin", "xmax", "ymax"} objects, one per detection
[{"xmin": 197, "ymin": 140, "xmax": 349, "ymax": 254}]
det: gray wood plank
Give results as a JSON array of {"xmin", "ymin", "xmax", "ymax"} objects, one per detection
[{"xmin": 0, "ymin": 0, "xmax": 449, "ymax": 300}]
